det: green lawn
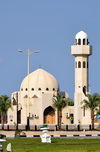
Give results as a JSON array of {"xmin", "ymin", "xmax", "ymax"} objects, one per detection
[{"xmin": 2, "ymin": 138, "xmax": 100, "ymax": 152}]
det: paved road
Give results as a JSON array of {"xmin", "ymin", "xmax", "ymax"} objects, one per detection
[{"xmin": 0, "ymin": 130, "xmax": 100, "ymax": 138}]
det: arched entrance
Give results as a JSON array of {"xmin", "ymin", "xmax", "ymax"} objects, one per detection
[{"xmin": 44, "ymin": 106, "xmax": 55, "ymax": 124}]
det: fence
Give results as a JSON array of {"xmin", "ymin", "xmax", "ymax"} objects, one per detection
[{"xmin": 1, "ymin": 124, "xmax": 100, "ymax": 131}]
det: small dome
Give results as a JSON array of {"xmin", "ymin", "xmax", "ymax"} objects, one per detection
[
  {"xmin": 75, "ymin": 31, "xmax": 88, "ymax": 45},
  {"xmin": 20, "ymin": 68, "xmax": 59, "ymax": 92},
  {"xmin": 75, "ymin": 31, "xmax": 88, "ymax": 39}
]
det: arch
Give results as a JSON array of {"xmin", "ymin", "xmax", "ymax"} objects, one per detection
[
  {"xmin": 44, "ymin": 106, "xmax": 55, "ymax": 124},
  {"xmin": 83, "ymin": 38, "xmax": 85, "ymax": 45},
  {"xmin": 78, "ymin": 61, "xmax": 81, "ymax": 68},
  {"xmin": 83, "ymin": 86, "xmax": 86, "ymax": 95},
  {"xmin": 87, "ymin": 39, "xmax": 89, "ymax": 45},
  {"xmin": 83, "ymin": 61, "xmax": 86, "ymax": 68},
  {"xmin": 78, "ymin": 38, "xmax": 81, "ymax": 45}
]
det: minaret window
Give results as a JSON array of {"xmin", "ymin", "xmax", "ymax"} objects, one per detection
[
  {"xmin": 83, "ymin": 39, "xmax": 85, "ymax": 45},
  {"xmin": 78, "ymin": 39, "xmax": 81, "ymax": 45},
  {"xmin": 38, "ymin": 88, "xmax": 41, "ymax": 91},
  {"xmin": 83, "ymin": 61, "xmax": 86, "ymax": 68},
  {"xmin": 25, "ymin": 88, "xmax": 28, "ymax": 91},
  {"xmin": 87, "ymin": 39, "xmax": 89, "ymax": 45},
  {"xmin": 78, "ymin": 61, "xmax": 81, "ymax": 68},
  {"xmin": 83, "ymin": 86, "xmax": 86, "ymax": 95}
]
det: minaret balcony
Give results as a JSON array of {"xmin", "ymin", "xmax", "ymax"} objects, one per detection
[{"xmin": 71, "ymin": 45, "xmax": 92, "ymax": 56}]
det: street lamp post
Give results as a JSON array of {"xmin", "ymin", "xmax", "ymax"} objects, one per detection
[
  {"xmin": 18, "ymin": 49, "xmax": 39, "ymax": 75},
  {"xmin": 16, "ymin": 92, "xmax": 18, "ymax": 130},
  {"xmin": 18, "ymin": 48, "xmax": 39, "ymax": 130}
]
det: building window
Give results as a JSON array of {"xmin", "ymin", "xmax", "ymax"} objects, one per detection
[
  {"xmin": 21, "ymin": 88, "xmax": 23, "ymax": 91},
  {"xmin": 78, "ymin": 61, "xmax": 81, "ymax": 68},
  {"xmin": 78, "ymin": 38, "xmax": 81, "ymax": 45},
  {"xmin": 25, "ymin": 88, "xmax": 28, "ymax": 91},
  {"xmin": 31, "ymin": 88, "xmax": 34, "ymax": 91},
  {"xmin": 83, "ymin": 61, "xmax": 86, "ymax": 68},
  {"xmin": 38, "ymin": 88, "xmax": 41, "ymax": 91},
  {"xmin": 46, "ymin": 88, "xmax": 49, "ymax": 91},
  {"xmin": 53, "ymin": 88, "xmax": 55, "ymax": 91}
]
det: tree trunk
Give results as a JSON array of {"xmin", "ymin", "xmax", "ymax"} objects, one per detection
[
  {"xmin": 57, "ymin": 110, "xmax": 60, "ymax": 130},
  {"xmin": 1, "ymin": 114, "xmax": 5, "ymax": 130},
  {"xmin": 57, "ymin": 111, "xmax": 62, "ymax": 130},
  {"xmin": 91, "ymin": 111, "xmax": 94, "ymax": 130}
]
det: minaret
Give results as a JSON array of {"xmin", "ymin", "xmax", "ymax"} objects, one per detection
[{"xmin": 71, "ymin": 31, "xmax": 92, "ymax": 124}]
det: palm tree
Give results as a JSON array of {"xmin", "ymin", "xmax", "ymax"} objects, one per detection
[
  {"xmin": 67, "ymin": 98, "xmax": 74, "ymax": 106},
  {"xmin": 81, "ymin": 93, "xmax": 100, "ymax": 130},
  {"xmin": 0, "ymin": 95, "xmax": 11, "ymax": 129},
  {"xmin": 52, "ymin": 94, "xmax": 71, "ymax": 130}
]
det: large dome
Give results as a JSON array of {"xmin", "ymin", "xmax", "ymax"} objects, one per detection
[{"xmin": 20, "ymin": 68, "xmax": 59, "ymax": 92}]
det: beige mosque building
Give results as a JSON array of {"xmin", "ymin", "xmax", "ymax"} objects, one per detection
[
  {"xmin": 8, "ymin": 68, "xmax": 72, "ymax": 128},
  {"xmin": 7, "ymin": 31, "xmax": 99, "ymax": 129}
]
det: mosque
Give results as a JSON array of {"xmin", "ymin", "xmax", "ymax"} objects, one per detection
[{"xmin": 7, "ymin": 31, "xmax": 99, "ymax": 129}]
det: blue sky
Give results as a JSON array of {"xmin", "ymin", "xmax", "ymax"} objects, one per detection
[{"xmin": 0, "ymin": 0, "xmax": 100, "ymax": 99}]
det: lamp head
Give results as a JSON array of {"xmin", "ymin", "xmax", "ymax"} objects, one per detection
[
  {"xmin": 18, "ymin": 49, "xmax": 22, "ymax": 52},
  {"xmin": 34, "ymin": 50, "xmax": 39, "ymax": 53}
]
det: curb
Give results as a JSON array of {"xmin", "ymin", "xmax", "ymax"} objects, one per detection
[{"xmin": 5, "ymin": 134, "xmax": 100, "ymax": 138}]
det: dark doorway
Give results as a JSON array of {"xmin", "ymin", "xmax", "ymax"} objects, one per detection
[{"xmin": 44, "ymin": 106, "xmax": 55, "ymax": 124}]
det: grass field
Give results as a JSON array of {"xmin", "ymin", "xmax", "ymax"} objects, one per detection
[{"xmin": 2, "ymin": 138, "xmax": 100, "ymax": 152}]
